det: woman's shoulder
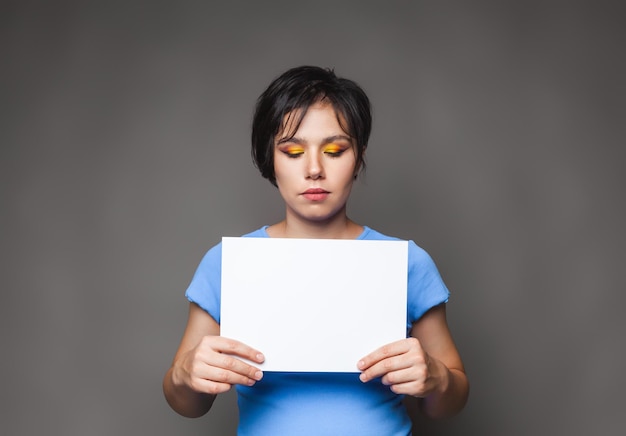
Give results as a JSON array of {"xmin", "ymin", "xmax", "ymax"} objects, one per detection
[
  {"xmin": 241, "ymin": 225, "xmax": 270, "ymax": 238},
  {"xmin": 359, "ymin": 226, "xmax": 398, "ymax": 241},
  {"xmin": 200, "ymin": 226, "xmax": 270, "ymax": 259},
  {"xmin": 361, "ymin": 227, "xmax": 433, "ymax": 259}
]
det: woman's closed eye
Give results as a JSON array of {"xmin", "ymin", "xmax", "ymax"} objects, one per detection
[
  {"xmin": 279, "ymin": 142, "xmax": 350, "ymax": 158},
  {"xmin": 282, "ymin": 145, "xmax": 305, "ymax": 158},
  {"xmin": 323, "ymin": 143, "xmax": 348, "ymax": 157}
]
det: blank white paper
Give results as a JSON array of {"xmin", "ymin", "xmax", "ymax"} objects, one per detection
[{"xmin": 220, "ymin": 237, "xmax": 408, "ymax": 372}]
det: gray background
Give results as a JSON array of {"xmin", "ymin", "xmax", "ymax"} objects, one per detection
[{"xmin": 2, "ymin": 1, "xmax": 625, "ymax": 435}]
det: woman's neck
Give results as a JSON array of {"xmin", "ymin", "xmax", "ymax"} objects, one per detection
[{"xmin": 267, "ymin": 215, "xmax": 363, "ymax": 240}]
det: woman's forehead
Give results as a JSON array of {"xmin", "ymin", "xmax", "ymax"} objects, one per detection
[{"xmin": 277, "ymin": 102, "xmax": 350, "ymax": 140}]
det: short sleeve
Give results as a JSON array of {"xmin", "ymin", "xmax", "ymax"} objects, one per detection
[
  {"xmin": 406, "ymin": 241, "xmax": 450, "ymax": 328},
  {"xmin": 185, "ymin": 242, "xmax": 223, "ymax": 324}
]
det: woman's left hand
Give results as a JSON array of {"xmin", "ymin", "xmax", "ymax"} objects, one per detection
[{"xmin": 357, "ymin": 337, "xmax": 449, "ymax": 398}]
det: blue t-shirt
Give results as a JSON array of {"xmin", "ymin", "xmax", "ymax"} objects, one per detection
[{"xmin": 186, "ymin": 226, "xmax": 449, "ymax": 436}]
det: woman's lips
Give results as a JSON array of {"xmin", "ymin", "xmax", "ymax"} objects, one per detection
[{"xmin": 302, "ymin": 188, "xmax": 329, "ymax": 201}]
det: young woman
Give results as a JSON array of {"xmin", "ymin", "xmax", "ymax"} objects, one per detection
[{"xmin": 163, "ymin": 66, "xmax": 469, "ymax": 435}]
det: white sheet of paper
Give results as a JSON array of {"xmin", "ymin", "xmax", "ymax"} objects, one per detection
[{"xmin": 220, "ymin": 237, "xmax": 408, "ymax": 372}]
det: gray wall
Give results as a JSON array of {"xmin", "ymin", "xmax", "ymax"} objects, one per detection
[{"xmin": 2, "ymin": 1, "xmax": 624, "ymax": 434}]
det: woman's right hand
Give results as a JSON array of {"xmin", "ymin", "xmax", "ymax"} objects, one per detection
[
  {"xmin": 164, "ymin": 303, "xmax": 264, "ymax": 417},
  {"xmin": 173, "ymin": 335, "xmax": 265, "ymax": 395}
]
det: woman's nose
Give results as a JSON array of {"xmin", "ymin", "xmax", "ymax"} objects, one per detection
[{"xmin": 306, "ymin": 153, "xmax": 324, "ymax": 179}]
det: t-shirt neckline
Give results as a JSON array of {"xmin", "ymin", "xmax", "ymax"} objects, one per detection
[{"xmin": 260, "ymin": 225, "xmax": 371, "ymax": 240}]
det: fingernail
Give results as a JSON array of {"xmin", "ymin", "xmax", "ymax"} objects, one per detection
[
  {"xmin": 254, "ymin": 371, "xmax": 263, "ymax": 381},
  {"xmin": 257, "ymin": 353, "xmax": 265, "ymax": 362},
  {"xmin": 357, "ymin": 360, "xmax": 364, "ymax": 369}
]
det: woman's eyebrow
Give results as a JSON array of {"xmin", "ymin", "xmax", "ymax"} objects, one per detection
[
  {"xmin": 276, "ymin": 135, "xmax": 352, "ymax": 145},
  {"xmin": 276, "ymin": 136, "xmax": 304, "ymax": 145},
  {"xmin": 323, "ymin": 135, "xmax": 353, "ymax": 144}
]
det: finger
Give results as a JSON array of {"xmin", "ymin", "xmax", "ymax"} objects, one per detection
[
  {"xmin": 358, "ymin": 338, "xmax": 417, "ymax": 372},
  {"xmin": 358, "ymin": 354, "xmax": 412, "ymax": 383},
  {"xmin": 200, "ymin": 359, "xmax": 263, "ymax": 387},
  {"xmin": 380, "ymin": 365, "xmax": 428, "ymax": 387},
  {"xmin": 384, "ymin": 366, "xmax": 436, "ymax": 397},
  {"xmin": 359, "ymin": 338, "xmax": 427, "ymax": 382},
  {"xmin": 386, "ymin": 379, "xmax": 429, "ymax": 397},
  {"xmin": 188, "ymin": 376, "xmax": 236, "ymax": 395},
  {"xmin": 203, "ymin": 336, "xmax": 265, "ymax": 364},
  {"xmin": 199, "ymin": 350, "xmax": 264, "ymax": 383}
]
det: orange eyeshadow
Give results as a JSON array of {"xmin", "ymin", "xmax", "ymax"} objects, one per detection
[
  {"xmin": 323, "ymin": 143, "xmax": 342, "ymax": 153},
  {"xmin": 284, "ymin": 145, "xmax": 305, "ymax": 155}
]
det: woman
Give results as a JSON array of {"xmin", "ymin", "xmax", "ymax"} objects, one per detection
[{"xmin": 163, "ymin": 66, "xmax": 469, "ymax": 435}]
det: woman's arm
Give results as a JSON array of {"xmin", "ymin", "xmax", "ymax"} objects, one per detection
[
  {"xmin": 358, "ymin": 304, "xmax": 469, "ymax": 419},
  {"xmin": 407, "ymin": 303, "xmax": 469, "ymax": 418},
  {"xmin": 163, "ymin": 302, "xmax": 265, "ymax": 418}
]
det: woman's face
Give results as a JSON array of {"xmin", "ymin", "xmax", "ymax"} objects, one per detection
[{"xmin": 273, "ymin": 102, "xmax": 358, "ymax": 225}]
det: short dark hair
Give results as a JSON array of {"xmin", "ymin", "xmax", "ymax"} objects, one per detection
[{"xmin": 251, "ymin": 66, "xmax": 372, "ymax": 186}]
